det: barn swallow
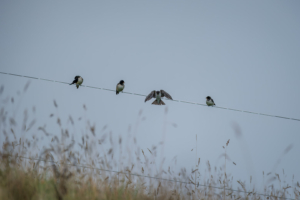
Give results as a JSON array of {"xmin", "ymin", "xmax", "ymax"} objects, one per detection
[
  {"xmin": 206, "ymin": 96, "xmax": 215, "ymax": 106},
  {"xmin": 70, "ymin": 76, "xmax": 83, "ymax": 89},
  {"xmin": 116, "ymin": 80, "xmax": 125, "ymax": 95},
  {"xmin": 145, "ymin": 90, "xmax": 173, "ymax": 105}
]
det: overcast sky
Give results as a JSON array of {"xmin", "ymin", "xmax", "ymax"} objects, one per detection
[{"xmin": 1, "ymin": 0, "xmax": 300, "ymax": 193}]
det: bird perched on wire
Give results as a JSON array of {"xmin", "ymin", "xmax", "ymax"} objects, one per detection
[
  {"xmin": 70, "ymin": 76, "xmax": 83, "ymax": 89},
  {"xmin": 206, "ymin": 96, "xmax": 215, "ymax": 106},
  {"xmin": 116, "ymin": 80, "xmax": 125, "ymax": 95},
  {"xmin": 145, "ymin": 90, "xmax": 173, "ymax": 105}
]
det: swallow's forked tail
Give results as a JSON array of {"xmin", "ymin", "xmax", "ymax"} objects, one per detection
[
  {"xmin": 152, "ymin": 100, "xmax": 165, "ymax": 105},
  {"xmin": 116, "ymin": 91, "xmax": 119, "ymax": 95},
  {"xmin": 76, "ymin": 85, "xmax": 79, "ymax": 89}
]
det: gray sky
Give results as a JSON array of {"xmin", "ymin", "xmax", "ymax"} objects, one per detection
[{"xmin": 1, "ymin": 0, "xmax": 300, "ymax": 192}]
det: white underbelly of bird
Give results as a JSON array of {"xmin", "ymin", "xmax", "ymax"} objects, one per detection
[
  {"xmin": 77, "ymin": 78, "xmax": 83, "ymax": 85},
  {"xmin": 117, "ymin": 85, "xmax": 124, "ymax": 91},
  {"xmin": 156, "ymin": 94, "xmax": 161, "ymax": 103},
  {"xmin": 206, "ymin": 100, "xmax": 214, "ymax": 106}
]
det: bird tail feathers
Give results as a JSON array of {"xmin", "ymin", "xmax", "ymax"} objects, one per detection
[{"xmin": 152, "ymin": 100, "xmax": 165, "ymax": 105}]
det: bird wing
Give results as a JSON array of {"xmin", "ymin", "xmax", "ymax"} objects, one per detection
[
  {"xmin": 160, "ymin": 90, "xmax": 173, "ymax": 100},
  {"xmin": 145, "ymin": 91, "xmax": 155, "ymax": 102}
]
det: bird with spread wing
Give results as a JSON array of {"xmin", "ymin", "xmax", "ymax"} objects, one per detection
[{"xmin": 145, "ymin": 90, "xmax": 173, "ymax": 105}]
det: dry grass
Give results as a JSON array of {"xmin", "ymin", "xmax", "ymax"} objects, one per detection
[{"xmin": 0, "ymin": 84, "xmax": 299, "ymax": 200}]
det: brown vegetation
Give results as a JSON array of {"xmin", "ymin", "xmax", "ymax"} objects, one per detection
[{"xmin": 0, "ymin": 85, "xmax": 299, "ymax": 200}]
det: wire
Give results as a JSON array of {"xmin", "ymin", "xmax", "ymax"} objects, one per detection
[
  {"xmin": 1, "ymin": 71, "xmax": 297, "ymax": 199},
  {"xmin": 1, "ymin": 71, "xmax": 300, "ymax": 122},
  {"xmin": 11, "ymin": 155, "xmax": 295, "ymax": 200}
]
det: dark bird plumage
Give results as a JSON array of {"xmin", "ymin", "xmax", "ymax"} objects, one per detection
[
  {"xmin": 145, "ymin": 90, "xmax": 173, "ymax": 105},
  {"xmin": 206, "ymin": 96, "xmax": 215, "ymax": 106},
  {"xmin": 116, "ymin": 80, "xmax": 125, "ymax": 95},
  {"xmin": 70, "ymin": 76, "xmax": 83, "ymax": 89}
]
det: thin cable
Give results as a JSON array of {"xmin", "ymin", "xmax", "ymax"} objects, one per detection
[
  {"xmin": 12, "ymin": 155, "xmax": 295, "ymax": 200},
  {"xmin": 1, "ymin": 71, "xmax": 300, "ymax": 122}
]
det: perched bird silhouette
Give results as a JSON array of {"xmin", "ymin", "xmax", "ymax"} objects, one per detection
[
  {"xmin": 206, "ymin": 96, "xmax": 215, "ymax": 106},
  {"xmin": 116, "ymin": 80, "xmax": 125, "ymax": 95},
  {"xmin": 70, "ymin": 76, "xmax": 83, "ymax": 89},
  {"xmin": 145, "ymin": 90, "xmax": 173, "ymax": 105}
]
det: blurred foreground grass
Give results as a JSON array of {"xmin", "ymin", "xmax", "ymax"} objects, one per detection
[{"xmin": 0, "ymin": 85, "xmax": 299, "ymax": 200}]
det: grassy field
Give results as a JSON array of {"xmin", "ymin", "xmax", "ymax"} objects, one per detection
[{"xmin": 0, "ymin": 88, "xmax": 299, "ymax": 200}]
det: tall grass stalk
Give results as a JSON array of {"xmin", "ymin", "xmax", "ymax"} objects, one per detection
[{"xmin": 0, "ymin": 85, "xmax": 299, "ymax": 200}]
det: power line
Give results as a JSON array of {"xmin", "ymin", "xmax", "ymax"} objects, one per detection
[
  {"xmin": 11, "ymin": 154, "xmax": 295, "ymax": 200},
  {"xmin": 1, "ymin": 71, "xmax": 300, "ymax": 122}
]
